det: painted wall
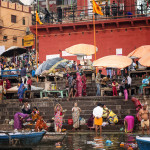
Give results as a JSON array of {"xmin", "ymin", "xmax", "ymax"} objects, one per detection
[{"xmin": 30, "ymin": 17, "xmax": 150, "ymax": 63}]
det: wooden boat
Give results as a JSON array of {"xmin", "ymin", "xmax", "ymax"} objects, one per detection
[
  {"xmin": 136, "ymin": 136, "xmax": 150, "ymax": 150},
  {"xmin": 0, "ymin": 131, "xmax": 45, "ymax": 146},
  {"xmin": 41, "ymin": 132, "xmax": 66, "ymax": 143}
]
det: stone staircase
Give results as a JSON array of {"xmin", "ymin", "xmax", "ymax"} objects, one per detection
[{"xmin": 0, "ymin": 96, "xmax": 137, "ymax": 131}]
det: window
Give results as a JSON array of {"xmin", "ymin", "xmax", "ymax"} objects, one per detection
[
  {"xmin": 11, "ymin": 15, "xmax": 16, "ymax": 23},
  {"xmin": 22, "ymin": 17, "xmax": 25, "ymax": 25},
  {"xmin": 3, "ymin": 36, "xmax": 7, "ymax": 42},
  {"xmin": 22, "ymin": 39, "xmax": 24, "ymax": 46},
  {"xmin": 13, "ymin": 36, "xmax": 17, "ymax": 42}
]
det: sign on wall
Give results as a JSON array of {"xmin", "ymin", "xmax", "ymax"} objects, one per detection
[
  {"xmin": 23, "ymin": 34, "xmax": 34, "ymax": 47},
  {"xmin": 116, "ymin": 48, "xmax": 122, "ymax": 55},
  {"xmin": 0, "ymin": 46, "xmax": 5, "ymax": 55},
  {"xmin": 46, "ymin": 54, "xmax": 60, "ymax": 60}
]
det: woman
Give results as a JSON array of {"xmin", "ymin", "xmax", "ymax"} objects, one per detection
[
  {"xmin": 124, "ymin": 116, "xmax": 134, "ymax": 133},
  {"xmin": 18, "ymin": 83, "xmax": 27, "ymax": 103},
  {"xmin": 14, "ymin": 112, "xmax": 29, "ymax": 130},
  {"xmin": 75, "ymin": 72, "xmax": 83, "ymax": 97},
  {"xmin": 139, "ymin": 75, "xmax": 150, "ymax": 94},
  {"xmin": 82, "ymin": 73, "xmax": 87, "ymax": 96},
  {"xmin": 124, "ymin": 79, "xmax": 129, "ymax": 101},
  {"xmin": 72, "ymin": 102, "xmax": 81, "ymax": 130},
  {"xmin": 22, "ymin": 102, "xmax": 31, "ymax": 114},
  {"xmin": 54, "ymin": 104, "xmax": 63, "ymax": 132},
  {"xmin": 107, "ymin": 110, "xmax": 118, "ymax": 124},
  {"xmin": 32, "ymin": 107, "xmax": 48, "ymax": 132}
]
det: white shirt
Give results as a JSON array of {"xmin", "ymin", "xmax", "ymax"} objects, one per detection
[
  {"xmin": 127, "ymin": 76, "xmax": 132, "ymax": 85},
  {"xmin": 93, "ymin": 106, "xmax": 103, "ymax": 118}
]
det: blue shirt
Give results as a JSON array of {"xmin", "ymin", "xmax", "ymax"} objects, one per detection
[{"xmin": 32, "ymin": 70, "xmax": 35, "ymax": 77}]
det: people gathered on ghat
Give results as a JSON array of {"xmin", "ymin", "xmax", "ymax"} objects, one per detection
[{"xmin": 0, "ymin": 55, "xmax": 150, "ymax": 137}]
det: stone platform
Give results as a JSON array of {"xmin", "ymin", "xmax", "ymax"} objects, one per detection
[{"xmin": 0, "ymin": 96, "xmax": 137, "ymax": 131}]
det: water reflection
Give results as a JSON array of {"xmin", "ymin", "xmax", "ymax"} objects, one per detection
[{"xmin": 0, "ymin": 133, "xmax": 138, "ymax": 150}]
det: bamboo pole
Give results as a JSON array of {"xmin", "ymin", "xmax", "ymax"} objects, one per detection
[{"xmin": 36, "ymin": 13, "xmax": 38, "ymax": 83}]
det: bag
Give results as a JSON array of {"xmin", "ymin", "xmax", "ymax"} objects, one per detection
[
  {"xmin": 142, "ymin": 79, "xmax": 149, "ymax": 85},
  {"xmin": 68, "ymin": 119, "xmax": 73, "ymax": 125},
  {"xmin": 80, "ymin": 118, "xmax": 86, "ymax": 125}
]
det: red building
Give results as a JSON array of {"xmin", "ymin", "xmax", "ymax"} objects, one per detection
[
  {"xmin": 30, "ymin": 16, "xmax": 150, "ymax": 63},
  {"xmin": 30, "ymin": 0, "xmax": 150, "ymax": 63}
]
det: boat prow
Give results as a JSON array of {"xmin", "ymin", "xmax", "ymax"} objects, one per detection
[
  {"xmin": 0, "ymin": 131, "xmax": 46, "ymax": 146},
  {"xmin": 136, "ymin": 136, "xmax": 150, "ymax": 150}
]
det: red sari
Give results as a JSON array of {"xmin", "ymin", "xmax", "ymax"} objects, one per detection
[
  {"xmin": 76, "ymin": 72, "xmax": 83, "ymax": 97},
  {"xmin": 82, "ymin": 75, "xmax": 87, "ymax": 96}
]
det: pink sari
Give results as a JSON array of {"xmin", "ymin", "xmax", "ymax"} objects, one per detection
[
  {"xmin": 76, "ymin": 72, "xmax": 83, "ymax": 97},
  {"xmin": 54, "ymin": 108, "xmax": 63, "ymax": 129},
  {"xmin": 124, "ymin": 116, "xmax": 134, "ymax": 133}
]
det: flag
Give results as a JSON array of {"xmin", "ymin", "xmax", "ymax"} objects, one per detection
[
  {"xmin": 36, "ymin": 11, "xmax": 43, "ymax": 25},
  {"xmin": 92, "ymin": 0, "xmax": 103, "ymax": 15}
]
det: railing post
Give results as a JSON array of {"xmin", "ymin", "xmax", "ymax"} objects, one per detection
[
  {"xmin": 52, "ymin": 11, "xmax": 53, "ymax": 24},
  {"xmin": 73, "ymin": 7, "xmax": 75, "ymax": 23}
]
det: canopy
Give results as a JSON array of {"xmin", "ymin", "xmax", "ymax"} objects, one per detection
[
  {"xmin": 35, "ymin": 57, "xmax": 69, "ymax": 75},
  {"xmin": 93, "ymin": 55, "xmax": 132, "ymax": 69},
  {"xmin": 1, "ymin": 46, "xmax": 27, "ymax": 57},
  {"xmin": 139, "ymin": 53, "xmax": 150, "ymax": 67},
  {"xmin": 7, "ymin": 85, "xmax": 43, "ymax": 92},
  {"xmin": 128, "ymin": 45, "xmax": 150, "ymax": 58},
  {"xmin": 65, "ymin": 44, "xmax": 98, "ymax": 56}
]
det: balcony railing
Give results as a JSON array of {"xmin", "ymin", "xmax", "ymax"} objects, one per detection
[{"xmin": 32, "ymin": 4, "xmax": 150, "ymax": 25}]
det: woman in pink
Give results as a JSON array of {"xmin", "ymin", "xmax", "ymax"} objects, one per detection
[
  {"xmin": 75, "ymin": 72, "xmax": 83, "ymax": 97},
  {"xmin": 124, "ymin": 116, "xmax": 134, "ymax": 133},
  {"xmin": 54, "ymin": 104, "xmax": 63, "ymax": 132},
  {"xmin": 82, "ymin": 73, "xmax": 87, "ymax": 96}
]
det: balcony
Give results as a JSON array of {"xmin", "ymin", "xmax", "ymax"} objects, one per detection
[{"xmin": 32, "ymin": 4, "xmax": 150, "ymax": 25}]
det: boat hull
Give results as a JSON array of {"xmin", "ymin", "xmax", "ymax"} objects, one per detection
[
  {"xmin": 0, "ymin": 131, "xmax": 45, "ymax": 146},
  {"xmin": 136, "ymin": 137, "xmax": 150, "ymax": 150}
]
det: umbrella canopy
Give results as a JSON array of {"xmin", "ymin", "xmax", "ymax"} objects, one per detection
[
  {"xmin": 35, "ymin": 57, "xmax": 69, "ymax": 75},
  {"xmin": 128, "ymin": 45, "xmax": 150, "ymax": 58},
  {"xmin": 65, "ymin": 44, "xmax": 98, "ymax": 56},
  {"xmin": 93, "ymin": 55, "xmax": 132, "ymax": 69},
  {"xmin": 1, "ymin": 46, "xmax": 27, "ymax": 57},
  {"xmin": 139, "ymin": 53, "xmax": 150, "ymax": 67}
]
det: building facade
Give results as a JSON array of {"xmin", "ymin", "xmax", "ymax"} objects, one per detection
[{"xmin": 0, "ymin": 0, "xmax": 32, "ymax": 51}]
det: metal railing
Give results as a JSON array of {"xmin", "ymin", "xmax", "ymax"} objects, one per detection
[{"xmin": 32, "ymin": 4, "xmax": 150, "ymax": 25}]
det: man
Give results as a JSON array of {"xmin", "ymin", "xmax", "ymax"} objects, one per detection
[
  {"xmin": 20, "ymin": 65, "xmax": 27, "ymax": 84},
  {"xmin": 93, "ymin": 103, "xmax": 103, "ymax": 135},
  {"xmin": 127, "ymin": 74, "xmax": 132, "ymax": 88},
  {"xmin": 72, "ymin": 61, "xmax": 76, "ymax": 70},
  {"xmin": 105, "ymin": 2, "xmax": 110, "ymax": 17},
  {"xmin": 139, "ymin": 104, "xmax": 150, "ymax": 134},
  {"xmin": 111, "ymin": 1, "xmax": 117, "ymax": 17},
  {"xmin": 96, "ymin": 70, "xmax": 102, "ymax": 96},
  {"xmin": 101, "ymin": 75, "xmax": 110, "ymax": 87}
]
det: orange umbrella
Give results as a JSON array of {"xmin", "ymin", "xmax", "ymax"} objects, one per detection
[
  {"xmin": 139, "ymin": 53, "xmax": 150, "ymax": 67},
  {"xmin": 128, "ymin": 45, "xmax": 150, "ymax": 58},
  {"xmin": 93, "ymin": 55, "xmax": 132, "ymax": 69},
  {"xmin": 65, "ymin": 44, "xmax": 98, "ymax": 56}
]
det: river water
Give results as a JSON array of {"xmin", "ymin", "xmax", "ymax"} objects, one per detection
[
  {"xmin": 35, "ymin": 132, "xmax": 138, "ymax": 150},
  {"xmin": 0, "ymin": 132, "xmax": 139, "ymax": 150}
]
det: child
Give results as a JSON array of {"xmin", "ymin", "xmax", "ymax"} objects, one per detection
[{"xmin": 112, "ymin": 79, "xmax": 118, "ymax": 96}]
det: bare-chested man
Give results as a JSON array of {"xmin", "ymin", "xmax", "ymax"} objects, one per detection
[{"xmin": 139, "ymin": 104, "xmax": 150, "ymax": 134}]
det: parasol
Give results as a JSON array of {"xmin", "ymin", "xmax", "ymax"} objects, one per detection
[
  {"xmin": 65, "ymin": 44, "xmax": 98, "ymax": 56},
  {"xmin": 139, "ymin": 53, "xmax": 150, "ymax": 67},
  {"xmin": 35, "ymin": 57, "xmax": 70, "ymax": 75},
  {"xmin": 128, "ymin": 45, "xmax": 150, "ymax": 58},
  {"xmin": 1, "ymin": 46, "xmax": 27, "ymax": 57},
  {"xmin": 93, "ymin": 55, "xmax": 132, "ymax": 69}
]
